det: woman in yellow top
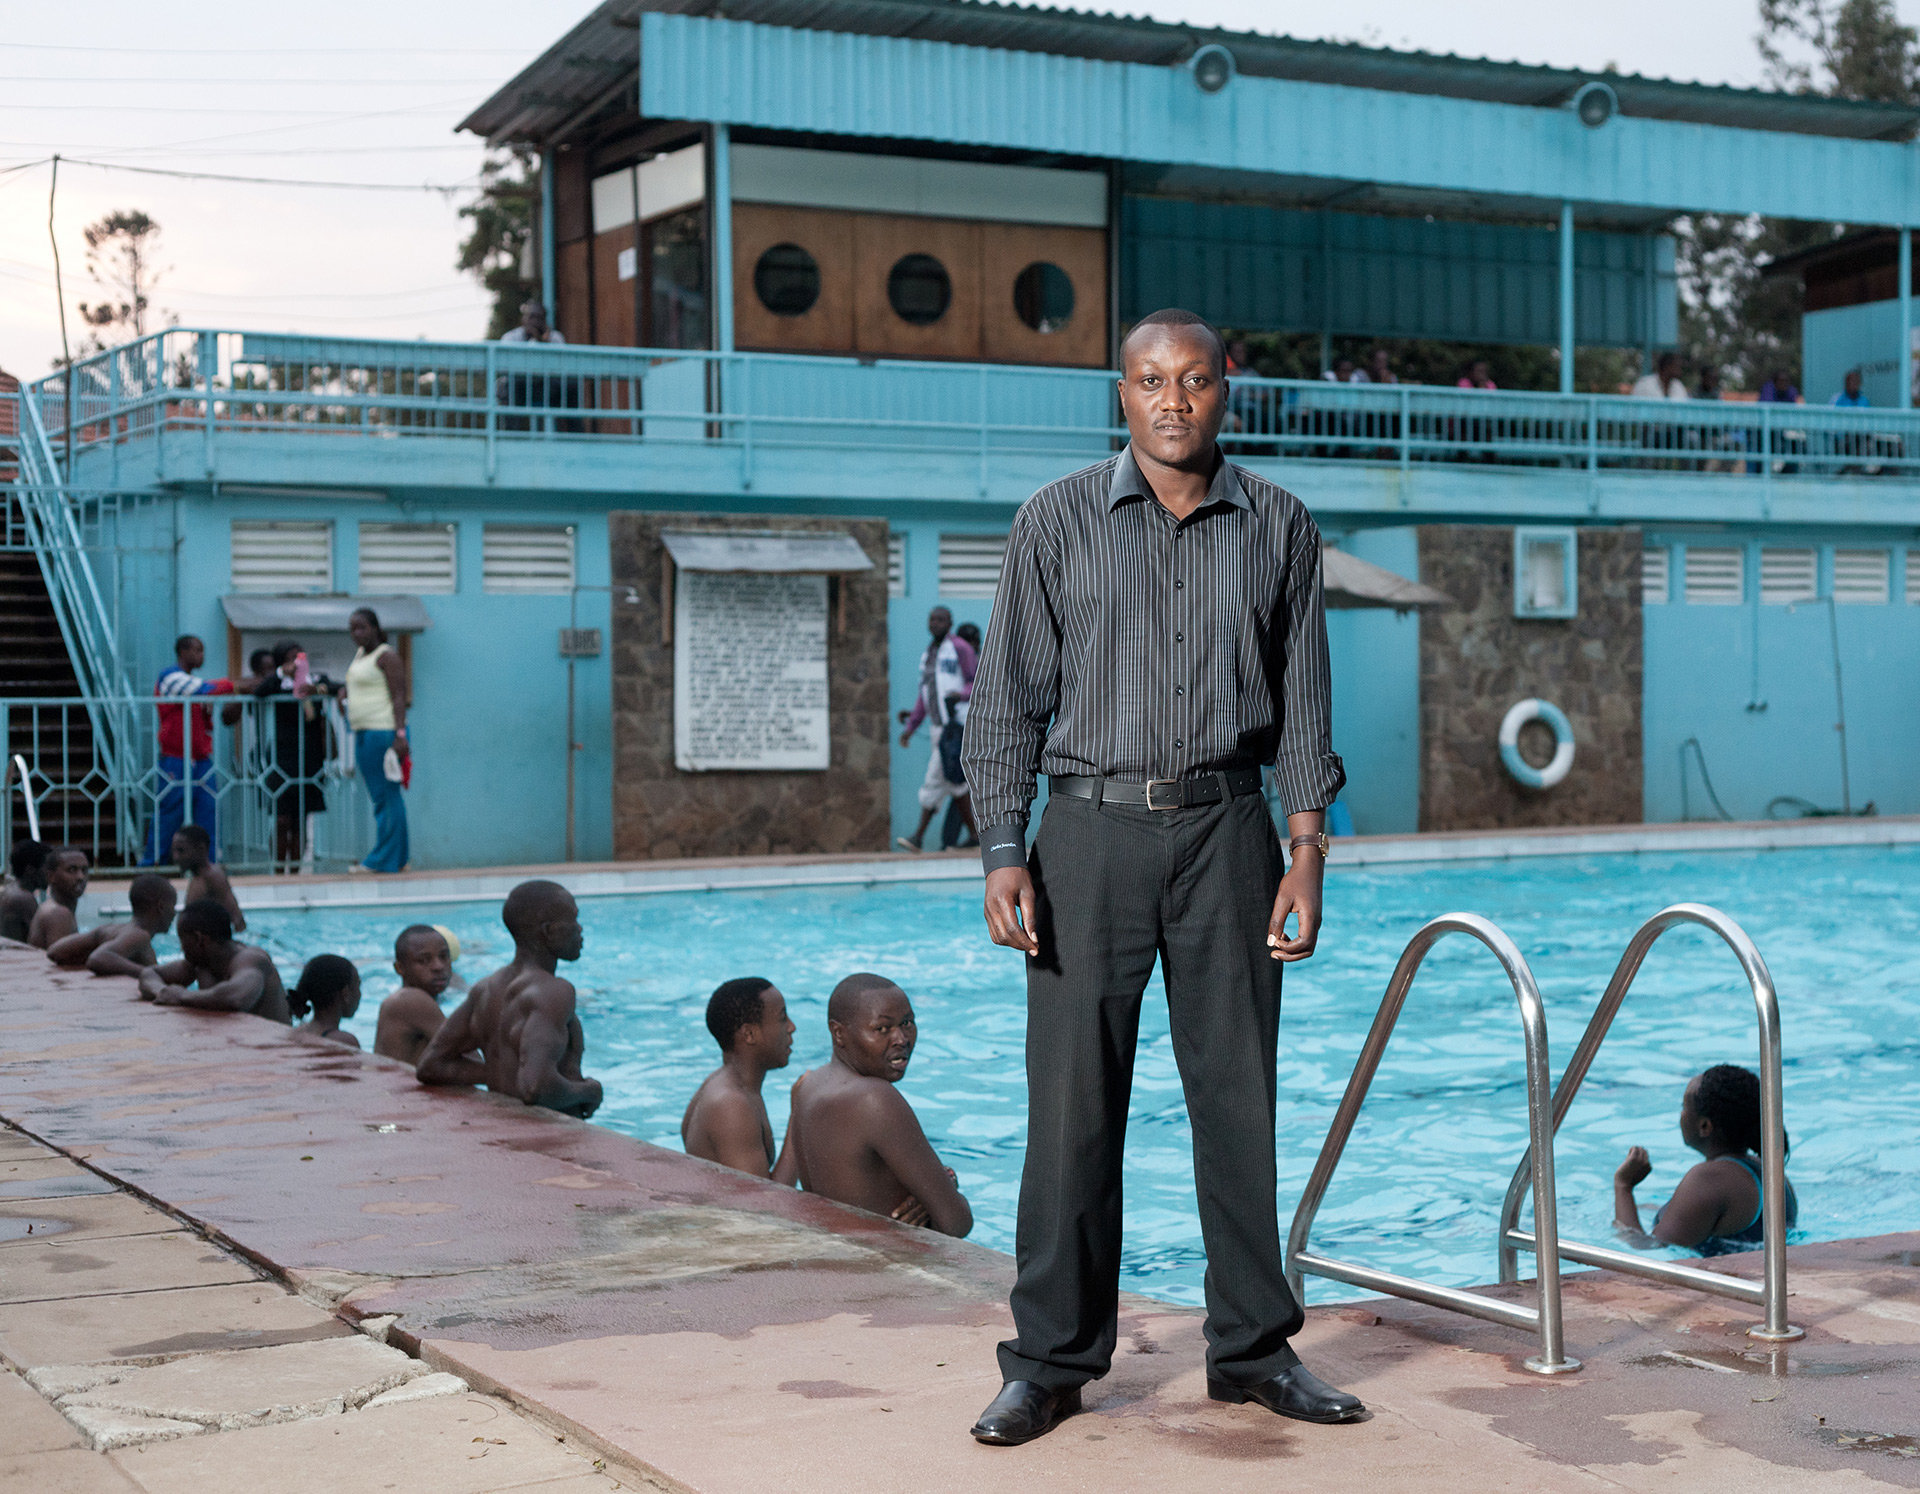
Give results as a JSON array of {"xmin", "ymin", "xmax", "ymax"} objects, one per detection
[{"xmin": 345, "ymin": 607, "xmax": 410, "ymax": 873}]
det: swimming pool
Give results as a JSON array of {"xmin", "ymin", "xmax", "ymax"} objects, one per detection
[{"xmin": 241, "ymin": 844, "xmax": 1920, "ymax": 1308}]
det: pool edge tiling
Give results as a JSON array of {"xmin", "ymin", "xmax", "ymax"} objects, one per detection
[
  {"xmin": 70, "ymin": 813, "xmax": 1920, "ymax": 918},
  {"xmin": 3, "ymin": 945, "xmax": 1918, "ymax": 1493}
]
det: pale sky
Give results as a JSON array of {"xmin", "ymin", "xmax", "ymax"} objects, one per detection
[{"xmin": 0, "ymin": 0, "xmax": 1908, "ymax": 376}]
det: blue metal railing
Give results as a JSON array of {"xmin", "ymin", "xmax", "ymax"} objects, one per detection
[
  {"xmin": 0, "ymin": 694, "xmax": 371, "ymax": 873},
  {"xmin": 32, "ymin": 328, "xmax": 1920, "ymax": 485}
]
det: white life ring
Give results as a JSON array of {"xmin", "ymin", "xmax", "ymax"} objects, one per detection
[{"xmin": 1499, "ymin": 699, "xmax": 1575, "ymax": 789}]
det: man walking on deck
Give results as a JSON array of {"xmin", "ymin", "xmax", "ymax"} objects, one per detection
[
  {"xmin": 895, "ymin": 606, "xmax": 976, "ymax": 853},
  {"xmin": 962, "ymin": 308, "xmax": 1364, "ymax": 1446}
]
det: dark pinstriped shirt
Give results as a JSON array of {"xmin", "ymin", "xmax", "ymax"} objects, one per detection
[{"xmin": 963, "ymin": 445, "xmax": 1345, "ymax": 875}]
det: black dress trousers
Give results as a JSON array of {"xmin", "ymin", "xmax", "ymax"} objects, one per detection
[{"xmin": 996, "ymin": 788, "xmax": 1305, "ymax": 1392}]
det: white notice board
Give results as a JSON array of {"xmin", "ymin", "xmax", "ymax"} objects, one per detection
[{"xmin": 673, "ymin": 570, "xmax": 830, "ymax": 771}]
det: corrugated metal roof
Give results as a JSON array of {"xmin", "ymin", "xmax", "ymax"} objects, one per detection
[
  {"xmin": 660, "ymin": 529, "xmax": 874, "ymax": 571},
  {"xmin": 460, "ymin": 0, "xmax": 1920, "ymax": 146}
]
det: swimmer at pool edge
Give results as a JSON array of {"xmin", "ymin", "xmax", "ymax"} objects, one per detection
[
  {"xmin": 682, "ymin": 977, "xmax": 798, "ymax": 1181},
  {"xmin": 1614, "ymin": 1064, "xmax": 1798, "ymax": 1256},
  {"xmin": 784, "ymin": 974, "xmax": 971, "ymax": 1237},
  {"xmin": 46, "ymin": 874, "xmax": 177, "ymax": 977},
  {"xmin": 374, "ymin": 924, "xmax": 455, "ymax": 1064}
]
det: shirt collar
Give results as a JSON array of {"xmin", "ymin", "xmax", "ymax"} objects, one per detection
[{"xmin": 1107, "ymin": 444, "xmax": 1249, "ymax": 514}]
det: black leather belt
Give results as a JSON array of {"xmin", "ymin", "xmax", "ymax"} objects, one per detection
[{"xmin": 1049, "ymin": 766, "xmax": 1265, "ymax": 811}]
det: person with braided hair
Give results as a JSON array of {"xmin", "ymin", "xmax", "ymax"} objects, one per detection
[{"xmin": 1614, "ymin": 1064, "xmax": 1799, "ymax": 1257}]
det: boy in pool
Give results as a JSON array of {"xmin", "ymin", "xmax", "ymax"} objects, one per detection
[
  {"xmin": 47, "ymin": 874, "xmax": 177, "ymax": 977},
  {"xmin": 171, "ymin": 824, "xmax": 246, "ymax": 934},
  {"xmin": 27, "ymin": 847, "xmax": 90, "ymax": 950},
  {"xmin": 1615, "ymin": 1063, "xmax": 1798, "ymax": 1256},
  {"xmin": 682, "ymin": 977, "xmax": 799, "ymax": 1181},
  {"xmin": 292, "ymin": 954, "xmax": 362, "ymax": 1048},
  {"xmin": 1, "ymin": 839, "xmax": 49, "ymax": 943},
  {"xmin": 784, "ymin": 974, "xmax": 972, "ymax": 1237},
  {"xmin": 138, "ymin": 898, "xmax": 291, "ymax": 1023},
  {"xmin": 374, "ymin": 925, "xmax": 455, "ymax": 1063},
  {"xmin": 416, "ymin": 880, "xmax": 603, "ymax": 1118}
]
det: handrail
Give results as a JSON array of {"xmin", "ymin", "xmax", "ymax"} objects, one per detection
[
  {"xmin": 1285, "ymin": 913, "xmax": 1579, "ymax": 1375},
  {"xmin": 29, "ymin": 327, "xmax": 1920, "ymax": 483},
  {"xmin": 1495, "ymin": 903, "xmax": 1801, "ymax": 1342},
  {"xmin": 3, "ymin": 753, "xmax": 40, "ymax": 841},
  {"xmin": 5, "ymin": 392, "xmax": 139, "ymax": 853}
]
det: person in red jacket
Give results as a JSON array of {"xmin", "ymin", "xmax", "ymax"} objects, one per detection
[{"xmin": 141, "ymin": 634, "xmax": 234, "ymax": 865}]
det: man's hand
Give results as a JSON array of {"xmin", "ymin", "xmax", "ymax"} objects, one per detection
[
  {"xmin": 1267, "ymin": 854, "xmax": 1322, "ymax": 961},
  {"xmin": 891, "ymin": 1195, "xmax": 931, "ymax": 1227},
  {"xmin": 898, "ymin": 731, "xmax": 912, "ymax": 748},
  {"xmin": 984, "ymin": 867, "xmax": 1039, "ymax": 956},
  {"xmin": 1615, "ymin": 1146, "xmax": 1652, "ymax": 1188}
]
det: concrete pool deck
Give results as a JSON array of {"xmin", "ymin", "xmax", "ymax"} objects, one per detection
[{"xmin": 3, "ymin": 946, "xmax": 1918, "ymax": 1491}]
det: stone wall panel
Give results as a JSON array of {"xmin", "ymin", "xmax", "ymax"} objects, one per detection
[
  {"xmin": 1417, "ymin": 525, "xmax": 1642, "ymax": 831},
  {"xmin": 609, "ymin": 512, "xmax": 890, "ymax": 858}
]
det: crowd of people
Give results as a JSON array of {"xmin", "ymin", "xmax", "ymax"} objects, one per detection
[
  {"xmin": 5, "ymin": 861, "xmax": 975, "ymax": 1237},
  {"xmin": 137, "ymin": 609, "xmax": 412, "ymax": 877}
]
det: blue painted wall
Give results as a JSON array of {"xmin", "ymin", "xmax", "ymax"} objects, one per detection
[
  {"xmin": 1323, "ymin": 527, "xmax": 1422, "ymax": 835},
  {"xmin": 172, "ymin": 489, "xmax": 616, "ymax": 870},
  {"xmin": 1803, "ymin": 301, "xmax": 1911, "ymax": 408},
  {"xmin": 1642, "ymin": 533, "xmax": 1920, "ymax": 822}
]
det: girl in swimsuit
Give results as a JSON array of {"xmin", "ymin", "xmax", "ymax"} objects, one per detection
[{"xmin": 1614, "ymin": 1064, "xmax": 1797, "ymax": 1256}]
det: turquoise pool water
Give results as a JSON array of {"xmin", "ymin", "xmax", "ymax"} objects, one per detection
[{"xmin": 239, "ymin": 845, "xmax": 1920, "ymax": 1307}]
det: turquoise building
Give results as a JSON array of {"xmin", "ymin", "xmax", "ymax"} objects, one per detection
[{"xmin": 10, "ymin": 0, "xmax": 1920, "ymax": 868}]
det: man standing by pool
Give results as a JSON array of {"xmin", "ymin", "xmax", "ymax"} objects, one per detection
[{"xmin": 962, "ymin": 308, "xmax": 1362, "ymax": 1445}]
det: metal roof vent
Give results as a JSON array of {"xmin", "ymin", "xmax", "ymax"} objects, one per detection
[
  {"xmin": 1572, "ymin": 80, "xmax": 1618, "ymax": 128},
  {"xmin": 1190, "ymin": 43, "xmax": 1236, "ymax": 95}
]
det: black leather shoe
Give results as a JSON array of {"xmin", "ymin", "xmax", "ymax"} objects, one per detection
[
  {"xmin": 970, "ymin": 1380, "xmax": 1082, "ymax": 1445},
  {"xmin": 1208, "ymin": 1364, "xmax": 1365, "ymax": 1424}
]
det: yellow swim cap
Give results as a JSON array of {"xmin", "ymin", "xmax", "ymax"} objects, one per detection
[{"xmin": 431, "ymin": 923, "xmax": 460, "ymax": 963}]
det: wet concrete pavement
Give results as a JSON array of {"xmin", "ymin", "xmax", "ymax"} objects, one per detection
[{"xmin": 2, "ymin": 942, "xmax": 1917, "ymax": 1491}]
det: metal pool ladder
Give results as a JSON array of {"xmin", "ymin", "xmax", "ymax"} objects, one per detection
[
  {"xmin": 1285, "ymin": 913, "xmax": 1581, "ymax": 1375},
  {"xmin": 1496, "ymin": 903, "xmax": 1802, "ymax": 1343}
]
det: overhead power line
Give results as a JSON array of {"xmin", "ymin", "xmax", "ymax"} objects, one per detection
[
  {"xmin": 0, "ymin": 42, "xmax": 529, "ymax": 55},
  {"xmin": 56, "ymin": 156, "xmax": 482, "ymax": 193}
]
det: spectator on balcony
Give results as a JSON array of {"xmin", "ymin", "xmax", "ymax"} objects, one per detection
[
  {"xmin": 498, "ymin": 299, "xmax": 571, "ymax": 434},
  {"xmin": 141, "ymin": 634, "xmax": 234, "ymax": 867},
  {"xmin": 1356, "ymin": 348, "xmax": 1398, "ymax": 385},
  {"xmin": 1321, "ymin": 358, "xmax": 1358, "ymax": 383},
  {"xmin": 500, "ymin": 299, "xmax": 565, "ymax": 347},
  {"xmin": 1631, "ymin": 352, "xmax": 1689, "ymax": 400},
  {"xmin": 1831, "ymin": 368, "xmax": 1870, "ymax": 408},
  {"xmin": 1456, "ymin": 360, "xmax": 1497, "ymax": 391},
  {"xmin": 345, "ymin": 608, "xmax": 409, "ymax": 875},
  {"xmin": 1759, "ymin": 369, "xmax": 1802, "ymax": 404}
]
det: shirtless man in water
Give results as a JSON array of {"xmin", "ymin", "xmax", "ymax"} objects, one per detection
[
  {"xmin": 785, "ymin": 974, "xmax": 971, "ymax": 1237},
  {"xmin": 27, "ymin": 847, "xmax": 90, "ymax": 950},
  {"xmin": 1, "ymin": 840, "xmax": 49, "ymax": 943},
  {"xmin": 373, "ymin": 925, "xmax": 455, "ymax": 1064},
  {"xmin": 47, "ymin": 874, "xmax": 177, "ymax": 977},
  {"xmin": 137, "ymin": 898, "xmax": 290, "ymax": 1022},
  {"xmin": 682, "ymin": 977, "xmax": 798, "ymax": 1180},
  {"xmin": 415, "ymin": 880, "xmax": 603, "ymax": 1118}
]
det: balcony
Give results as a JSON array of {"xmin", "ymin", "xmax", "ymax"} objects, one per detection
[{"xmin": 33, "ymin": 330, "xmax": 1920, "ymax": 527}]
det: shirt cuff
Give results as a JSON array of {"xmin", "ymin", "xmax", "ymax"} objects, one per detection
[{"xmin": 979, "ymin": 824, "xmax": 1029, "ymax": 876}]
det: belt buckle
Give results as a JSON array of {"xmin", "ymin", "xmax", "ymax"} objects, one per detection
[{"xmin": 1144, "ymin": 778, "xmax": 1182, "ymax": 811}]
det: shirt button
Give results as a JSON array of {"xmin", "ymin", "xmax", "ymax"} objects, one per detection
[
  {"xmin": 1175, "ymin": 632, "xmax": 1184, "ymax": 642},
  {"xmin": 1175, "ymin": 580, "xmax": 1184, "ymax": 589},
  {"xmin": 1175, "ymin": 687, "xmax": 1185, "ymax": 696},
  {"xmin": 1174, "ymin": 738, "xmax": 1184, "ymax": 748}
]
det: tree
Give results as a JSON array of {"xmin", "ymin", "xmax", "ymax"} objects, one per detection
[
  {"xmin": 1673, "ymin": 1, "xmax": 1918, "ymax": 389},
  {"xmin": 76, "ymin": 209, "xmax": 169, "ymax": 353},
  {"xmin": 457, "ymin": 150, "xmax": 540, "ymax": 339}
]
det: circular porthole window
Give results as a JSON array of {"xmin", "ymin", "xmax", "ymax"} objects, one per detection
[
  {"xmin": 1012, "ymin": 262, "xmax": 1075, "ymax": 333},
  {"xmin": 753, "ymin": 243, "xmax": 820, "ymax": 316},
  {"xmin": 887, "ymin": 253, "xmax": 952, "ymax": 326}
]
